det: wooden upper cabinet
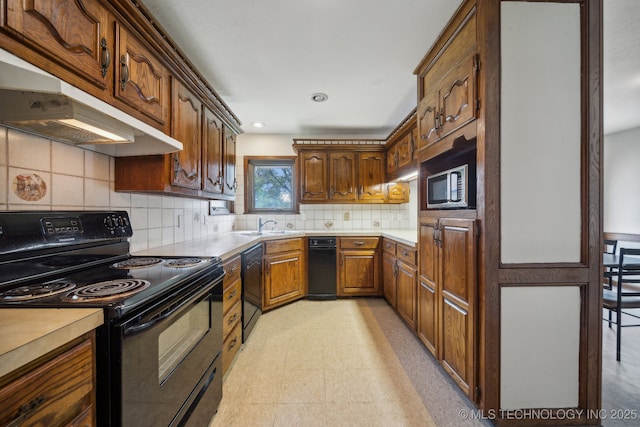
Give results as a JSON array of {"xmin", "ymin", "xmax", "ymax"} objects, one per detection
[
  {"xmin": 223, "ymin": 126, "xmax": 238, "ymax": 196},
  {"xmin": 418, "ymin": 87, "xmax": 443, "ymax": 151},
  {"xmin": 329, "ymin": 152, "xmax": 357, "ymax": 201},
  {"xmin": 300, "ymin": 151, "xmax": 328, "ymax": 202},
  {"xmin": 385, "ymin": 111, "xmax": 417, "ymax": 180},
  {"xmin": 202, "ymin": 108, "xmax": 224, "ymax": 194},
  {"xmin": 115, "ymin": 23, "xmax": 169, "ymax": 128},
  {"xmin": 171, "ymin": 79, "xmax": 202, "ymax": 190},
  {"xmin": 439, "ymin": 55, "xmax": 477, "ymax": 139},
  {"xmin": 416, "ymin": 9, "xmax": 477, "ymax": 157},
  {"xmin": 396, "ymin": 133, "xmax": 415, "ymax": 170},
  {"xmin": 357, "ymin": 152, "xmax": 386, "ymax": 201},
  {"xmin": 386, "ymin": 143, "xmax": 398, "ymax": 175},
  {"xmin": 2, "ymin": 0, "xmax": 113, "ymax": 92}
]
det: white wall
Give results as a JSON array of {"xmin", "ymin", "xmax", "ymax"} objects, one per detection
[
  {"xmin": 499, "ymin": 1, "xmax": 582, "ymax": 410},
  {"xmin": 604, "ymin": 126, "xmax": 640, "ymax": 234},
  {"xmin": 234, "ymin": 133, "xmax": 417, "ymax": 232}
]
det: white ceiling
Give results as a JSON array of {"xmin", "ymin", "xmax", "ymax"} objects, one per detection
[{"xmin": 140, "ymin": 0, "xmax": 639, "ymax": 138}]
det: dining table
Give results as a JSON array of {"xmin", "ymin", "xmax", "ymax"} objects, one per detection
[{"xmin": 603, "ymin": 253, "xmax": 640, "ymax": 269}]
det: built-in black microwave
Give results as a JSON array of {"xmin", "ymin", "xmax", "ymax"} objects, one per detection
[{"xmin": 426, "ymin": 164, "xmax": 472, "ymax": 209}]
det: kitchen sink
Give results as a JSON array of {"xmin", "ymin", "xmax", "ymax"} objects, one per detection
[{"xmin": 237, "ymin": 230, "xmax": 301, "ymax": 236}]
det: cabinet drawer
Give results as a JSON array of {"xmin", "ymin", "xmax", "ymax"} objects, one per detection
[
  {"xmin": 264, "ymin": 238, "xmax": 304, "ymax": 254},
  {"xmin": 0, "ymin": 338, "xmax": 94, "ymax": 427},
  {"xmin": 340, "ymin": 237, "xmax": 379, "ymax": 250},
  {"xmin": 223, "ymin": 300, "xmax": 241, "ymax": 339},
  {"xmin": 222, "ymin": 322, "xmax": 242, "ymax": 375},
  {"xmin": 223, "ymin": 278, "xmax": 241, "ymax": 314},
  {"xmin": 396, "ymin": 244, "xmax": 417, "ymax": 266},
  {"xmin": 223, "ymin": 255, "xmax": 241, "ymax": 288},
  {"xmin": 382, "ymin": 238, "xmax": 397, "ymax": 255}
]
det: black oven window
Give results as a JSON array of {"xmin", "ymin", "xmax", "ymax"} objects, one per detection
[{"xmin": 158, "ymin": 298, "xmax": 210, "ymax": 383}]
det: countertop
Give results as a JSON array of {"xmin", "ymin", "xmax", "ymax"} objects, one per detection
[
  {"xmin": 134, "ymin": 229, "xmax": 418, "ymax": 260},
  {"xmin": 0, "ymin": 308, "xmax": 103, "ymax": 378}
]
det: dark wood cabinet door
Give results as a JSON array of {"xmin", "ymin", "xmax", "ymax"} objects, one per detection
[
  {"xmin": 357, "ymin": 152, "xmax": 386, "ymax": 201},
  {"xmin": 263, "ymin": 252, "xmax": 304, "ymax": 310},
  {"xmin": 386, "ymin": 183, "xmax": 409, "ymax": 203},
  {"xmin": 115, "ymin": 23, "xmax": 169, "ymax": 128},
  {"xmin": 396, "ymin": 133, "xmax": 414, "ymax": 169},
  {"xmin": 397, "ymin": 260, "xmax": 417, "ymax": 331},
  {"xmin": 439, "ymin": 55, "xmax": 477, "ymax": 139},
  {"xmin": 417, "ymin": 89, "xmax": 440, "ymax": 151},
  {"xmin": 386, "ymin": 143, "xmax": 398, "ymax": 175},
  {"xmin": 223, "ymin": 126, "xmax": 237, "ymax": 196},
  {"xmin": 202, "ymin": 108, "xmax": 224, "ymax": 194},
  {"xmin": 171, "ymin": 80, "xmax": 201, "ymax": 190},
  {"xmin": 329, "ymin": 152, "xmax": 356, "ymax": 201},
  {"xmin": 338, "ymin": 250, "xmax": 380, "ymax": 296},
  {"xmin": 418, "ymin": 219, "xmax": 439, "ymax": 355},
  {"xmin": 300, "ymin": 151, "xmax": 328, "ymax": 201},
  {"xmin": 439, "ymin": 218, "xmax": 476, "ymax": 396},
  {"xmin": 382, "ymin": 252, "xmax": 397, "ymax": 309},
  {"xmin": 3, "ymin": 0, "xmax": 113, "ymax": 91}
]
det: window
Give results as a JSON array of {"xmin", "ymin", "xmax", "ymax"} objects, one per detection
[{"xmin": 245, "ymin": 157, "xmax": 298, "ymax": 214}]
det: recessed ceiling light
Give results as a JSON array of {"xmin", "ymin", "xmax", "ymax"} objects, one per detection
[
  {"xmin": 311, "ymin": 93, "xmax": 328, "ymax": 102},
  {"xmin": 252, "ymin": 122, "xmax": 265, "ymax": 128}
]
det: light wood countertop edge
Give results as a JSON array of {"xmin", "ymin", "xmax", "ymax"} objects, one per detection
[{"xmin": 0, "ymin": 308, "xmax": 104, "ymax": 378}]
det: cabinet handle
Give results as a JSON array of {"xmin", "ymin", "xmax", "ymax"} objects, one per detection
[
  {"xmin": 119, "ymin": 55, "xmax": 129, "ymax": 91},
  {"xmin": 353, "ymin": 241, "xmax": 365, "ymax": 246},
  {"xmin": 229, "ymin": 337, "xmax": 238, "ymax": 350},
  {"xmin": 7, "ymin": 395, "xmax": 47, "ymax": 427},
  {"xmin": 227, "ymin": 290, "xmax": 237, "ymax": 299},
  {"xmin": 393, "ymin": 263, "xmax": 398, "ymax": 277},
  {"xmin": 228, "ymin": 314, "xmax": 238, "ymax": 325},
  {"xmin": 100, "ymin": 37, "xmax": 110, "ymax": 78},
  {"xmin": 231, "ymin": 265, "xmax": 238, "ymax": 272}
]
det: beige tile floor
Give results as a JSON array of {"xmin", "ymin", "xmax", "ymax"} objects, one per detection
[{"xmin": 210, "ymin": 298, "xmax": 480, "ymax": 427}]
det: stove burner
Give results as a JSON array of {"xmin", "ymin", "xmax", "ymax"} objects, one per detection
[
  {"xmin": 0, "ymin": 282, "xmax": 76, "ymax": 301},
  {"xmin": 112, "ymin": 258, "xmax": 163, "ymax": 269},
  {"xmin": 165, "ymin": 258, "xmax": 204, "ymax": 268},
  {"xmin": 62, "ymin": 279, "xmax": 150, "ymax": 302}
]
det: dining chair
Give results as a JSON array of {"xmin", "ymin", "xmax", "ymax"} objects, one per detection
[
  {"xmin": 602, "ymin": 247, "xmax": 640, "ymax": 361},
  {"xmin": 603, "ymin": 239, "xmax": 618, "ymax": 290}
]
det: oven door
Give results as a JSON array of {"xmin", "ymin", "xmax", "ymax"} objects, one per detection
[{"xmin": 116, "ymin": 272, "xmax": 223, "ymax": 427}]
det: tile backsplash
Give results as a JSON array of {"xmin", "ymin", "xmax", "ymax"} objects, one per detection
[
  {"xmin": 233, "ymin": 158, "xmax": 418, "ymax": 231},
  {"xmin": 0, "ymin": 127, "xmax": 234, "ymax": 252},
  {"xmin": 1, "ymin": 127, "xmax": 418, "ymax": 253}
]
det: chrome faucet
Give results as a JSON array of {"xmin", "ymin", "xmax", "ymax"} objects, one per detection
[{"xmin": 258, "ymin": 216, "xmax": 277, "ymax": 233}]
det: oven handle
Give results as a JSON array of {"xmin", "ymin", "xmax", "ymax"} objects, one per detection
[{"xmin": 122, "ymin": 285, "xmax": 212, "ymax": 337}]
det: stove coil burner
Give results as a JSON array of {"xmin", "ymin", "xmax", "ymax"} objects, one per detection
[
  {"xmin": 165, "ymin": 258, "xmax": 204, "ymax": 268},
  {"xmin": 112, "ymin": 258, "xmax": 163, "ymax": 269},
  {"xmin": 0, "ymin": 282, "xmax": 76, "ymax": 301},
  {"xmin": 62, "ymin": 279, "xmax": 150, "ymax": 302}
]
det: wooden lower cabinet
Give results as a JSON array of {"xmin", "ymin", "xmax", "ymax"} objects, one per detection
[
  {"xmin": 418, "ymin": 216, "xmax": 477, "ymax": 398},
  {"xmin": 221, "ymin": 255, "xmax": 241, "ymax": 375},
  {"xmin": 382, "ymin": 238, "xmax": 417, "ymax": 331},
  {"xmin": 0, "ymin": 333, "xmax": 96, "ymax": 427},
  {"xmin": 338, "ymin": 237, "xmax": 381, "ymax": 296},
  {"xmin": 263, "ymin": 238, "xmax": 306, "ymax": 310}
]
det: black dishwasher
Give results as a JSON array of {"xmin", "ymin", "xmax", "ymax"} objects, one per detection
[
  {"xmin": 308, "ymin": 237, "xmax": 337, "ymax": 300},
  {"xmin": 241, "ymin": 243, "xmax": 262, "ymax": 342}
]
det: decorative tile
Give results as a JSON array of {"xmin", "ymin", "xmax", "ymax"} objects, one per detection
[{"xmin": 8, "ymin": 168, "xmax": 51, "ymax": 205}]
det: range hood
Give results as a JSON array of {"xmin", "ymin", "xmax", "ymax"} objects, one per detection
[{"xmin": 0, "ymin": 48, "xmax": 182, "ymax": 156}]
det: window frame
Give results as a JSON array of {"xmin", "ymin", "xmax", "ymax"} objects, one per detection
[{"xmin": 244, "ymin": 156, "xmax": 299, "ymax": 214}]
